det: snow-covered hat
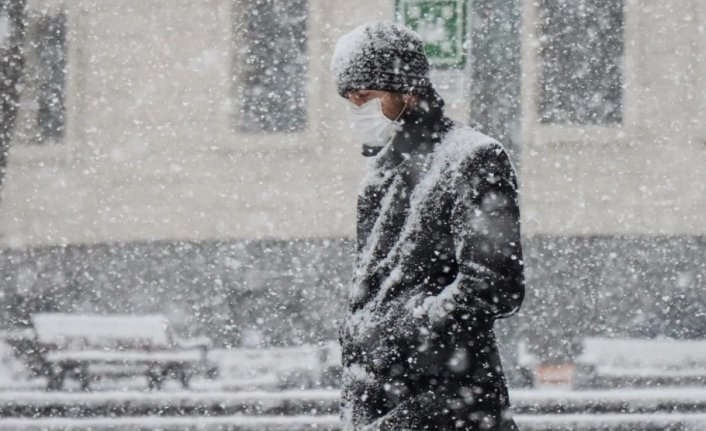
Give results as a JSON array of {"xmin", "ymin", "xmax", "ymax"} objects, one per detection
[{"xmin": 330, "ymin": 21, "xmax": 431, "ymax": 97}]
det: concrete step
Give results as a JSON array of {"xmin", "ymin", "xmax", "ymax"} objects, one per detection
[
  {"xmin": 0, "ymin": 390, "xmax": 339, "ymax": 418},
  {"xmin": 1, "ymin": 388, "xmax": 706, "ymax": 418},
  {"xmin": 2, "ymin": 413, "xmax": 706, "ymax": 431}
]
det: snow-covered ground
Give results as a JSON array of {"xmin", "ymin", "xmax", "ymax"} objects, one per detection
[{"xmin": 0, "ymin": 414, "xmax": 342, "ymax": 431}]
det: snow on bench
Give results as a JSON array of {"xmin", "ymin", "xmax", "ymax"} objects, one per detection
[
  {"xmin": 31, "ymin": 313, "xmax": 213, "ymax": 391},
  {"xmin": 574, "ymin": 337, "xmax": 706, "ymax": 389}
]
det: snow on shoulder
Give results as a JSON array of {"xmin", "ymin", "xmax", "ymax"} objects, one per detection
[
  {"xmin": 436, "ymin": 123, "xmax": 503, "ymax": 168},
  {"xmin": 411, "ymin": 122, "xmax": 506, "ymax": 207}
]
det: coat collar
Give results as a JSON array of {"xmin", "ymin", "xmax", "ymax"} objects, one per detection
[
  {"xmin": 367, "ymin": 109, "xmax": 454, "ymax": 173},
  {"xmin": 363, "ymin": 97, "xmax": 453, "ymax": 149},
  {"xmin": 361, "ymin": 88, "xmax": 451, "ymax": 158}
]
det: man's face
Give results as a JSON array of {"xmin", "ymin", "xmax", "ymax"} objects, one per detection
[{"xmin": 346, "ymin": 89, "xmax": 407, "ymax": 121}]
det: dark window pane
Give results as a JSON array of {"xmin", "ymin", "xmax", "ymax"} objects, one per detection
[
  {"xmin": 538, "ymin": 0, "xmax": 623, "ymax": 125},
  {"xmin": 36, "ymin": 11, "xmax": 66, "ymax": 142},
  {"xmin": 235, "ymin": 0, "xmax": 308, "ymax": 133}
]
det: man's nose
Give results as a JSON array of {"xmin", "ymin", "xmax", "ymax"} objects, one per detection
[
  {"xmin": 347, "ymin": 95, "xmax": 364, "ymax": 106},
  {"xmin": 347, "ymin": 92, "xmax": 373, "ymax": 106}
]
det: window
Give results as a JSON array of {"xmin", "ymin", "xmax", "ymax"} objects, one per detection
[
  {"xmin": 234, "ymin": 0, "xmax": 308, "ymax": 133},
  {"xmin": 0, "ymin": 7, "xmax": 13, "ymax": 47},
  {"xmin": 538, "ymin": 0, "xmax": 623, "ymax": 125},
  {"xmin": 35, "ymin": 11, "xmax": 67, "ymax": 142},
  {"xmin": 0, "ymin": 0, "xmax": 24, "ymax": 156}
]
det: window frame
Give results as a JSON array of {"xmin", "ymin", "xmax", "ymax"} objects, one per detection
[{"xmin": 521, "ymin": 0, "xmax": 636, "ymax": 146}]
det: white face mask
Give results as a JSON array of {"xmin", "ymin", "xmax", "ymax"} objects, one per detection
[{"xmin": 347, "ymin": 97, "xmax": 405, "ymax": 147}]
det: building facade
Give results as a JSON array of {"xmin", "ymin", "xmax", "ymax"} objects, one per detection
[{"xmin": 0, "ymin": 0, "xmax": 704, "ymax": 363}]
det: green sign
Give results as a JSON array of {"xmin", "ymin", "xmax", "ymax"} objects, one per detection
[{"xmin": 397, "ymin": 0, "xmax": 467, "ymax": 67}]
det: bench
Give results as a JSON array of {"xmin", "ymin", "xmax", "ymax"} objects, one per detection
[
  {"xmin": 574, "ymin": 337, "xmax": 706, "ymax": 389},
  {"xmin": 215, "ymin": 344, "xmax": 324, "ymax": 389},
  {"xmin": 31, "ymin": 313, "xmax": 213, "ymax": 390}
]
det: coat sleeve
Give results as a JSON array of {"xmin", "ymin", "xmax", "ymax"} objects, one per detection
[{"xmin": 422, "ymin": 143, "xmax": 525, "ymax": 326}]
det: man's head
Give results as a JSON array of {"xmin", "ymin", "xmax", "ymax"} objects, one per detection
[
  {"xmin": 330, "ymin": 21, "xmax": 432, "ymax": 121},
  {"xmin": 346, "ymin": 89, "xmax": 416, "ymax": 121}
]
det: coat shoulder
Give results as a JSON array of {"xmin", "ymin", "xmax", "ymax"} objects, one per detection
[{"xmin": 439, "ymin": 124, "xmax": 514, "ymax": 174}]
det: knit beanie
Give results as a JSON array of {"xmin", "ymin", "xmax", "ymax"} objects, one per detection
[{"xmin": 330, "ymin": 21, "xmax": 432, "ymax": 97}]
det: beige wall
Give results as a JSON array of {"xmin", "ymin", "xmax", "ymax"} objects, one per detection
[
  {"xmin": 0, "ymin": 0, "xmax": 704, "ymax": 248},
  {"xmin": 519, "ymin": 0, "xmax": 706, "ymax": 236},
  {"xmin": 0, "ymin": 0, "xmax": 398, "ymax": 247}
]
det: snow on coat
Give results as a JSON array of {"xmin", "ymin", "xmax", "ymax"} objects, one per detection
[{"xmin": 340, "ymin": 106, "xmax": 525, "ymax": 430}]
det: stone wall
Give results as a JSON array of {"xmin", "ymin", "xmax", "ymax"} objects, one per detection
[
  {"xmin": 0, "ymin": 239, "xmax": 351, "ymax": 346},
  {"xmin": 0, "ymin": 235, "xmax": 703, "ymax": 362},
  {"xmin": 519, "ymin": 234, "xmax": 706, "ymax": 362}
]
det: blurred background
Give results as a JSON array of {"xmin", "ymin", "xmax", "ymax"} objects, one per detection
[{"xmin": 0, "ymin": 0, "xmax": 704, "ymax": 404}]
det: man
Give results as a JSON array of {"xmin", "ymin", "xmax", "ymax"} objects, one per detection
[{"xmin": 330, "ymin": 22, "xmax": 525, "ymax": 430}]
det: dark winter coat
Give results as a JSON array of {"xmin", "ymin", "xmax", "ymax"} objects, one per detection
[{"xmin": 340, "ymin": 106, "xmax": 525, "ymax": 430}]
